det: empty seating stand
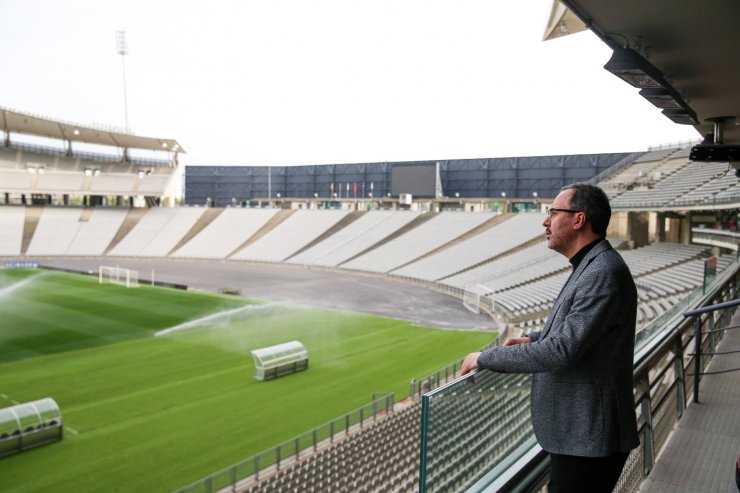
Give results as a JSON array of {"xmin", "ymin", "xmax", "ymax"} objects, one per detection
[
  {"xmin": 232, "ymin": 209, "xmax": 350, "ymax": 262},
  {"xmin": 171, "ymin": 208, "xmax": 278, "ymax": 259},
  {"xmin": 108, "ymin": 207, "xmax": 206, "ymax": 257},
  {"xmin": 0, "ymin": 206, "xmax": 25, "ymax": 256},
  {"xmin": 342, "ymin": 212, "xmax": 494, "ymax": 274},
  {"xmin": 393, "ymin": 213, "xmax": 544, "ymax": 282},
  {"xmin": 240, "ymin": 403, "xmax": 422, "ymax": 493},
  {"xmin": 287, "ymin": 210, "xmax": 422, "ymax": 267}
]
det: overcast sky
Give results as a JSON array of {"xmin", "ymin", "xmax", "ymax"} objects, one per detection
[{"xmin": 0, "ymin": 0, "xmax": 700, "ymax": 166}]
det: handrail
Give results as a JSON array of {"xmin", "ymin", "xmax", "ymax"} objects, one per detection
[
  {"xmin": 5, "ymin": 139, "xmax": 171, "ymax": 166},
  {"xmin": 684, "ymin": 298, "xmax": 740, "ymax": 317},
  {"xmin": 683, "ymin": 297, "xmax": 740, "ymax": 403},
  {"xmin": 691, "ymin": 227, "xmax": 740, "ymax": 240}
]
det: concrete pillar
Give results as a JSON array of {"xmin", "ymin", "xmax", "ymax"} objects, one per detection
[
  {"xmin": 627, "ymin": 211, "xmax": 650, "ymax": 248},
  {"xmin": 656, "ymin": 213, "xmax": 666, "ymax": 242},
  {"xmin": 606, "ymin": 211, "xmax": 630, "ymax": 242},
  {"xmin": 680, "ymin": 212, "xmax": 692, "ymax": 244}
]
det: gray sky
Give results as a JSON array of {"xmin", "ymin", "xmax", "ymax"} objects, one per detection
[{"xmin": 0, "ymin": 0, "xmax": 699, "ymax": 166}]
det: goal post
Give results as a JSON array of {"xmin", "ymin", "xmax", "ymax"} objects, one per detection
[
  {"xmin": 463, "ymin": 283, "xmax": 493, "ymax": 314},
  {"xmin": 99, "ymin": 265, "xmax": 140, "ymax": 288}
]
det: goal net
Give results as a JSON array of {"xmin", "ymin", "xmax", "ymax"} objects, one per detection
[
  {"xmin": 99, "ymin": 265, "xmax": 139, "ymax": 288},
  {"xmin": 463, "ymin": 284, "xmax": 493, "ymax": 314}
]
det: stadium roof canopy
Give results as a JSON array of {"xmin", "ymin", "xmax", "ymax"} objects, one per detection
[
  {"xmin": 544, "ymin": 0, "xmax": 740, "ymax": 148},
  {"xmin": 0, "ymin": 106, "xmax": 185, "ymax": 153}
]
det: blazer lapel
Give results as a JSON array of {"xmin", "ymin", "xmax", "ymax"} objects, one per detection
[{"xmin": 540, "ymin": 240, "xmax": 612, "ymax": 338}]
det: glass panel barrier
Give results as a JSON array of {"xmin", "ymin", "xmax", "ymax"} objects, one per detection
[
  {"xmin": 635, "ymin": 258, "xmax": 739, "ymax": 355},
  {"xmin": 419, "ymin": 369, "xmax": 533, "ymax": 493}
]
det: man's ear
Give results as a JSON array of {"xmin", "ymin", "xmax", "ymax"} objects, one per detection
[{"xmin": 573, "ymin": 212, "xmax": 587, "ymax": 231}]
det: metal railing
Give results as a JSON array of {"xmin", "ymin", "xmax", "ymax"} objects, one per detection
[
  {"xmin": 419, "ymin": 259, "xmax": 740, "ymax": 493},
  {"xmin": 174, "ymin": 393, "xmax": 394, "ymax": 493},
  {"xmin": 612, "ymin": 194, "xmax": 740, "ymax": 210},
  {"xmin": 684, "ymin": 298, "xmax": 740, "ymax": 403},
  {"xmin": 646, "ymin": 139, "xmax": 700, "ymax": 152},
  {"xmin": 6, "ymin": 139, "xmax": 171, "ymax": 166},
  {"xmin": 692, "ymin": 228, "xmax": 740, "ymax": 252}
]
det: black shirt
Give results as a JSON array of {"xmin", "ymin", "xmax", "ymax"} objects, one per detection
[{"xmin": 569, "ymin": 238, "xmax": 603, "ymax": 270}]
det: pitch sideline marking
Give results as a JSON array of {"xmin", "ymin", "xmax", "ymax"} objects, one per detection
[{"xmin": 0, "ymin": 393, "xmax": 20, "ymax": 405}]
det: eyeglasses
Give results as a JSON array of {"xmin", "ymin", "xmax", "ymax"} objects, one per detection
[{"xmin": 545, "ymin": 207, "xmax": 581, "ymax": 217}]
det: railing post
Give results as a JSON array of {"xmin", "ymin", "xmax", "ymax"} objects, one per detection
[
  {"xmin": 636, "ymin": 375, "xmax": 655, "ymax": 475},
  {"xmin": 693, "ymin": 315, "xmax": 703, "ymax": 403},
  {"xmin": 230, "ymin": 466, "xmax": 237, "ymax": 492},
  {"xmin": 673, "ymin": 337, "xmax": 686, "ymax": 418}
]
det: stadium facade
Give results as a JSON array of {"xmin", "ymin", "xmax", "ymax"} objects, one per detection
[{"xmin": 184, "ymin": 152, "xmax": 633, "ymax": 207}]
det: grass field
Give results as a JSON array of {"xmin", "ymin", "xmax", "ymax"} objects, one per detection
[{"xmin": 0, "ymin": 268, "xmax": 495, "ymax": 493}]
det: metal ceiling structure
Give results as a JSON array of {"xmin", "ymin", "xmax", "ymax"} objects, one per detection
[
  {"xmin": 546, "ymin": 0, "xmax": 740, "ymax": 148},
  {"xmin": 0, "ymin": 106, "xmax": 185, "ymax": 154}
]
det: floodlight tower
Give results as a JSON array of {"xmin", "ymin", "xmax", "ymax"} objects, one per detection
[{"xmin": 115, "ymin": 30, "xmax": 130, "ymax": 132}]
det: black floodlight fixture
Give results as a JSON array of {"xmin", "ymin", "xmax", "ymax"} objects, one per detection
[
  {"xmin": 604, "ymin": 47, "xmax": 669, "ymax": 89},
  {"xmin": 639, "ymin": 88, "xmax": 684, "ymax": 109},
  {"xmin": 605, "ymin": 46, "xmax": 699, "ymax": 126},
  {"xmin": 662, "ymin": 108, "xmax": 699, "ymax": 126}
]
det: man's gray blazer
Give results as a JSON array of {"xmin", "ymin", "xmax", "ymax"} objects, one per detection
[{"xmin": 477, "ymin": 239, "xmax": 640, "ymax": 457}]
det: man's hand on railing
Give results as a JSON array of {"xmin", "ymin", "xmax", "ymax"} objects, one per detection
[
  {"xmin": 460, "ymin": 352, "xmax": 481, "ymax": 375},
  {"xmin": 461, "ymin": 337, "xmax": 532, "ymax": 376},
  {"xmin": 502, "ymin": 336, "xmax": 531, "ymax": 346}
]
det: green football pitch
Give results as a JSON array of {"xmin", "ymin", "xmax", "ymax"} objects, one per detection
[{"xmin": 0, "ymin": 268, "xmax": 494, "ymax": 493}]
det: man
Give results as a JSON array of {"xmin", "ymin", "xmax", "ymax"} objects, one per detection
[{"xmin": 461, "ymin": 183, "xmax": 639, "ymax": 493}]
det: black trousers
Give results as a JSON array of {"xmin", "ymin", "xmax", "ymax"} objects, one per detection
[{"xmin": 548, "ymin": 451, "xmax": 630, "ymax": 493}]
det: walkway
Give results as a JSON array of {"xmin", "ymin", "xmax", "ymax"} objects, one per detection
[
  {"xmin": 34, "ymin": 257, "xmax": 496, "ymax": 331},
  {"xmin": 640, "ymin": 309, "xmax": 740, "ymax": 493}
]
